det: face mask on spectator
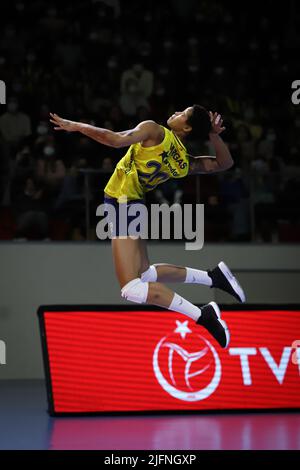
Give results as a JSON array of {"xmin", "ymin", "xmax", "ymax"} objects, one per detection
[
  {"xmin": 7, "ymin": 102, "xmax": 18, "ymax": 113},
  {"xmin": 43, "ymin": 146, "xmax": 55, "ymax": 157},
  {"xmin": 37, "ymin": 124, "xmax": 48, "ymax": 136}
]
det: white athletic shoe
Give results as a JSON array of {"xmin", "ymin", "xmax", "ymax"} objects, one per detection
[{"xmin": 208, "ymin": 261, "xmax": 246, "ymax": 303}]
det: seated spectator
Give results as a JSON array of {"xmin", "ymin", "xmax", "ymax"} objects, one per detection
[
  {"xmin": 252, "ymin": 162, "xmax": 277, "ymax": 242},
  {"xmin": 0, "ymin": 97, "xmax": 31, "ymax": 147},
  {"xmin": 120, "ymin": 63, "xmax": 153, "ymax": 116},
  {"xmin": 54, "ymin": 157, "xmax": 87, "ymax": 212},
  {"xmin": 0, "ymin": 98, "xmax": 32, "ymax": 202},
  {"xmin": 54, "ymin": 34, "xmax": 83, "ymax": 71},
  {"xmin": 220, "ymin": 168, "xmax": 251, "ymax": 241},
  {"xmin": 33, "ymin": 120, "xmax": 52, "ymax": 156},
  {"xmin": 38, "ymin": 6, "xmax": 66, "ymax": 38},
  {"xmin": 35, "ymin": 138, "xmax": 66, "ymax": 209},
  {"xmin": 98, "ymin": 0, "xmax": 121, "ymax": 18},
  {"xmin": 230, "ymin": 124, "xmax": 256, "ymax": 171},
  {"xmin": 7, "ymin": 145, "xmax": 35, "ymax": 200},
  {"xmin": 13, "ymin": 176, "xmax": 48, "ymax": 240},
  {"xmin": 0, "ymin": 24, "xmax": 25, "ymax": 66},
  {"xmin": 257, "ymin": 128, "xmax": 277, "ymax": 161}
]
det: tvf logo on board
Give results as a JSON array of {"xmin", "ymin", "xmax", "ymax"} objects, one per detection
[
  {"xmin": 0, "ymin": 340, "xmax": 6, "ymax": 365},
  {"xmin": 0, "ymin": 80, "xmax": 6, "ymax": 104}
]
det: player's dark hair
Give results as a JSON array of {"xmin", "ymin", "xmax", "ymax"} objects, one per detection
[{"xmin": 187, "ymin": 104, "xmax": 212, "ymax": 140}]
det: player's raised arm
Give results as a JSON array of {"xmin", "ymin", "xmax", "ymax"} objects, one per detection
[
  {"xmin": 188, "ymin": 111, "xmax": 234, "ymax": 174},
  {"xmin": 49, "ymin": 113, "xmax": 163, "ymax": 148}
]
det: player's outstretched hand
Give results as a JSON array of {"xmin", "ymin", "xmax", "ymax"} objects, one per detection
[
  {"xmin": 49, "ymin": 113, "xmax": 79, "ymax": 132},
  {"xmin": 209, "ymin": 111, "xmax": 226, "ymax": 135}
]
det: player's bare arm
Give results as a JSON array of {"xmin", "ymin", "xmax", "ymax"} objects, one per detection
[
  {"xmin": 49, "ymin": 113, "xmax": 164, "ymax": 148},
  {"xmin": 188, "ymin": 111, "xmax": 234, "ymax": 174}
]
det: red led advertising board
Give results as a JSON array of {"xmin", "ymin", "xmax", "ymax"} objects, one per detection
[{"xmin": 38, "ymin": 305, "xmax": 300, "ymax": 415}]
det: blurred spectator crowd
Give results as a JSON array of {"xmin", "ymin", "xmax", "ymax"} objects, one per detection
[{"xmin": 0, "ymin": 0, "xmax": 299, "ymax": 242}]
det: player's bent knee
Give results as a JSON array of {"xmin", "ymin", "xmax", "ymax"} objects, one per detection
[
  {"xmin": 121, "ymin": 277, "xmax": 148, "ymax": 304},
  {"xmin": 140, "ymin": 265, "xmax": 157, "ymax": 282}
]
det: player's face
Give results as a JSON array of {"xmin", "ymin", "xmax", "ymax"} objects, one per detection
[{"xmin": 167, "ymin": 106, "xmax": 193, "ymax": 132}]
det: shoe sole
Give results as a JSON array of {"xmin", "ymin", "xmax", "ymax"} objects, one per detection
[
  {"xmin": 209, "ymin": 301, "xmax": 230, "ymax": 348},
  {"xmin": 218, "ymin": 261, "xmax": 246, "ymax": 303}
]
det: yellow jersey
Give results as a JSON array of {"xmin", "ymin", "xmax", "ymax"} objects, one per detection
[{"xmin": 104, "ymin": 126, "xmax": 190, "ymax": 202}]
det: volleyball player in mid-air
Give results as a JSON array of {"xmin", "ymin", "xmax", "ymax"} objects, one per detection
[{"xmin": 50, "ymin": 105, "xmax": 246, "ymax": 348}]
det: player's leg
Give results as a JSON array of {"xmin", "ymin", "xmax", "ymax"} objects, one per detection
[
  {"xmin": 141, "ymin": 261, "xmax": 246, "ymax": 303},
  {"xmin": 137, "ymin": 237, "xmax": 151, "ymax": 275},
  {"xmin": 138, "ymin": 237, "xmax": 209, "ymax": 284},
  {"xmin": 136, "ymin": 238, "xmax": 203, "ymax": 310},
  {"xmin": 113, "ymin": 236, "xmax": 229, "ymax": 348},
  {"xmin": 112, "ymin": 237, "xmax": 180, "ymax": 307},
  {"xmin": 150, "ymin": 263, "xmax": 211, "ymax": 284}
]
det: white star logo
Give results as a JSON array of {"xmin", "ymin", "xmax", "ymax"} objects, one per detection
[{"xmin": 174, "ymin": 320, "xmax": 192, "ymax": 340}]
